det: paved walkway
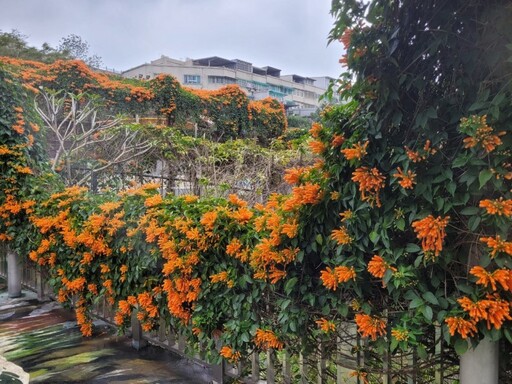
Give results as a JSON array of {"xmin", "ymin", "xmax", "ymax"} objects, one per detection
[{"xmin": 0, "ymin": 285, "xmax": 213, "ymax": 383}]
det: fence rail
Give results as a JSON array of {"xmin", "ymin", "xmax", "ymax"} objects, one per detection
[{"xmin": 0, "ymin": 247, "xmax": 462, "ymax": 384}]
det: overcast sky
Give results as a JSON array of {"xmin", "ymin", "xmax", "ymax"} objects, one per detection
[{"xmin": 0, "ymin": 0, "xmax": 344, "ymax": 78}]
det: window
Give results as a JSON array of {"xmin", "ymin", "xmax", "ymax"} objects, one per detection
[
  {"xmin": 184, "ymin": 75, "xmax": 201, "ymax": 84},
  {"xmin": 209, "ymin": 76, "xmax": 236, "ymax": 84}
]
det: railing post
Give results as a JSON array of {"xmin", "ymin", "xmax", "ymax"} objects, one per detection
[
  {"xmin": 435, "ymin": 325, "xmax": 443, "ymax": 384},
  {"xmin": 283, "ymin": 349, "xmax": 291, "ymax": 384},
  {"xmin": 7, "ymin": 247, "xmax": 22, "ymax": 298},
  {"xmin": 266, "ymin": 349, "xmax": 275, "ymax": 384},
  {"xmin": 212, "ymin": 339, "xmax": 225, "ymax": 384},
  {"xmin": 317, "ymin": 341, "xmax": 326, "ymax": 384},
  {"xmin": 252, "ymin": 351, "xmax": 260, "ymax": 383},
  {"xmin": 131, "ymin": 311, "xmax": 147, "ymax": 350},
  {"xmin": 299, "ymin": 352, "xmax": 309, "ymax": 384}
]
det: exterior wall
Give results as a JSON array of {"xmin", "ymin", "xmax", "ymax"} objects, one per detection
[{"xmin": 122, "ymin": 56, "xmax": 328, "ymax": 114}]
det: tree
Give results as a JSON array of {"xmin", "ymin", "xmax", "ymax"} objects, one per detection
[
  {"xmin": 0, "ymin": 29, "xmax": 69, "ymax": 63},
  {"xmin": 58, "ymin": 34, "xmax": 102, "ymax": 67},
  {"xmin": 34, "ymin": 89, "xmax": 152, "ymax": 186}
]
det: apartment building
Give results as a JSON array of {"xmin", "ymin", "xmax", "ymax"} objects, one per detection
[{"xmin": 122, "ymin": 55, "xmax": 337, "ymax": 115}]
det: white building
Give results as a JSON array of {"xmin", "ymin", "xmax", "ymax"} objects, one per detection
[{"xmin": 122, "ymin": 55, "xmax": 335, "ymax": 115}]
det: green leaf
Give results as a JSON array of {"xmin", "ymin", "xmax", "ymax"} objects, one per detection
[
  {"xmin": 422, "ymin": 291, "xmax": 439, "ymax": 306},
  {"xmin": 422, "ymin": 305, "xmax": 433, "ymax": 321},
  {"xmin": 315, "ymin": 234, "xmax": 323, "ymax": 245},
  {"xmin": 454, "ymin": 338, "xmax": 468, "ymax": 355},
  {"xmin": 369, "ymin": 231, "xmax": 380, "ymax": 244},
  {"xmin": 409, "ymin": 298, "xmax": 424, "ymax": 309},
  {"xmin": 395, "ymin": 218, "xmax": 405, "ymax": 231},
  {"xmin": 479, "ymin": 169, "xmax": 493, "ymax": 189},
  {"xmin": 284, "ymin": 277, "xmax": 298, "ymax": 295},
  {"xmin": 460, "ymin": 206, "xmax": 479, "ymax": 215},
  {"xmin": 417, "ymin": 344, "xmax": 427, "ymax": 360},
  {"xmin": 406, "ymin": 243, "xmax": 421, "ymax": 253}
]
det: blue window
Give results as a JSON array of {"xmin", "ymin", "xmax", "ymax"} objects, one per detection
[{"xmin": 184, "ymin": 75, "xmax": 201, "ymax": 84}]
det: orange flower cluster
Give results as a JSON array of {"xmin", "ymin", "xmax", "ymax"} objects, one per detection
[
  {"xmin": 367, "ymin": 255, "xmax": 396, "ymax": 279},
  {"xmin": 480, "ymin": 235, "xmax": 512, "ymax": 257},
  {"xmin": 283, "ymin": 166, "xmax": 312, "ymax": 185},
  {"xmin": 354, "ymin": 313, "xmax": 386, "ymax": 341},
  {"xmin": 320, "ymin": 266, "xmax": 356, "ymax": 290},
  {"xmin": 254, "ymin": 329, "xmax": 284, "ymax": 350},
  {"xmin": 456, "ymin": 295, "xmax": 511, "ymax": 332},
  {"xmin": 393, "ymin": 167, "xmax": 416, "ymax": 189},
  {"xmin": 341, "ymin": 141, "xmax": 369, "ymax": 161},
  {"xmin": 162, "ymin": 277, "xmax": 201, "ymax": 322},
  {"xmin": 349, "ymin": 370, "xmax": 369, "ymax": 384},
  {"xmin": 461, "ymin": 115, "xmax": 506, "ymax": 153},
  {"xmin": 316, "ymin": 318, "xmax": 336, "ymax": 333},
  {"xmin": 351, "ymin": 167, "xmax": 386, "ymax": 207},
  {"xmin": 479, "ymin": 198, "xmax": 512, "ymax": 217},
  {"xmin": 219, "ymin": 346, "xmax": 241, "ymax": 362},
  {"xmin": 411, "ymin": 215, "xmax": 449, "ymax": 256},
  {"xmin": 331, "ymin": 226, "xmax": 352, "ymax": 245},
  {"xmin": 309, "ymin": 122, "xmax": 323, "ymax": 138},
  {"xmin": 391, "ymin": 328, "xmax": 409, "ymax": 342},
  {"xmin": 470, "ymin": 266, "xmax": 511, "ymax": 292},
  {"xmin": 309, "ymin": 139, "xmax": 326, "ymax": 154},
  {"xmin": 405, "ymin": 140, "xmax": 436, "ymax": 162},
  {"xmin": 445, "ymin": 316, "xmax": 477, "ymax": 339},
  {"xmin": 331, "ymin": 134, "xmax": 345, "ymax": 148},
  {"xmin": 210, "ymin": 271, "xmax": 235, "ymax": 288},
  {"xmin": 283, "ymin": 182, "xmax": 323, "ymax": 211}
]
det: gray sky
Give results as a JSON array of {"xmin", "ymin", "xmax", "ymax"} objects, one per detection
[{"xmin": 0, "ymin": 0, "xmax": 344, "ymax": 78}]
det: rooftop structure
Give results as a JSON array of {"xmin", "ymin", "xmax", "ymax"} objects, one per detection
[{"xmin": 122, "ymin": 55, "xmax": 338, "ymax": 115}]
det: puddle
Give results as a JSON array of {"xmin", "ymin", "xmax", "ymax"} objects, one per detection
[{"xmin": 0, "ymin": 284, "xmax": 212, "ymax": 383}]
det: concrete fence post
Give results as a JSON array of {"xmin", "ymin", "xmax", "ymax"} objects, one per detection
[
  {"xmin": 7, "ymin": 247, "xmax": 22, "ymax": 298},
  {"xmin": 131, "ymin": 311, "xmax": 147, "ymax": 350},
  {"xmin": 459, "ymin": 338, "xmax": 499, "ymax": 384}
]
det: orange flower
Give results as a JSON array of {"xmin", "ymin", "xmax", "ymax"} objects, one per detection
[
  {"xmin": 341, "ymin": 141, "xmax": 369, "ymax": 161},
  {"xmin": 309, "ymin": 122, "xmax": 323, "ymax": 138},
  {"xmin": 320, "ymin": 266, "xmax": 355, "ymax": 290},
  {"xmin": 228, "ymin": 194, "xmax": 247, "ymax": 207},
  {"xmin": 461, "ymin": 115, "xmax": 505, "ymax": 153},
  {"xmin": 354, "ymin": 313, "xmax": 386, "ymax": 341},
  {"xmin": 200, "ymin": 211, "xmax": 218, "ymax": 230},
  {"xmin": 183, "ymin": 194, "xmax": 199, "ymax": 203},
  {"xmin": 367, "ymin": 255, "xmax": 396, "ymax": 278},
  {"xmin": 351, "ymin": 167, "xmax": 386, "ymax": 207},
  {"xmin": 281, "ymin": 221, "xmax": 298, "ymax": 238},
  {"xmin": 331, "ymin": 134, "xmax": 345, "ymax": 148},
  {"xmin": 226, "ymin": 238, "xmax": 242, "ymax": 256},
  {"xmin": 480, "ymin": 235, "xmax": 512, "ymax": 257},
  {"xmin": 320, "ymin": 267, "xmax": 339, "ymax": 290},
  {"xmin": 479, "ymin": 198, "xmax": 512, "ymax": 217},
  {"xmin": 391, "ymin": 328, "xmax": 409, "ymax": 341},
  {"xmin": 411, "ymin": 215, "xmax": 449, "ymax": 256},
  {"xmin": 316, "ymin": 318, "xmax": 336, "ymax": 333},
  {"xmin": 331, "ymin": 226, "xmax": 352, "ymax": 245},
  {"xmin": 144, "ymin": 194, "xmax": 163, "ymax": 208},
  {"xmin": 339, "ymin": 210, "xmax": 353, "ymax": 222},
  {"xmin": 219, "ymin": 346, "xmax": 241, "ymax": 362},
  {"xmin": 231, "ymin": 207, "xmax": 253, "ymax": 224},
  {"xmin": 283, "ymin": 167, "xmax": 308, "ymax": 185},
  {"xmin": 393, "ymin": 167, "xmax": 416, "ymax": 189},
  {"xmin": 470, "ymin": 266, "xmax": 510, "ymax": 291},
  {"xmin": 445, "ymin": 317, "xmax": 477, "ymax": 339},
  {"xmin": 254, "ymin": 329, "xmax": 283, "ymax": 350},
  {"xmin": 309, "ymin": 139, "xmax": 326, "ymax": 154},
  {"xmin": 349, "ymin": 370, "xmax": 368, "ymax": 384},
  {"xmin": 456, "ymin": 295, "xmax": 511, "ymax": 330}
]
